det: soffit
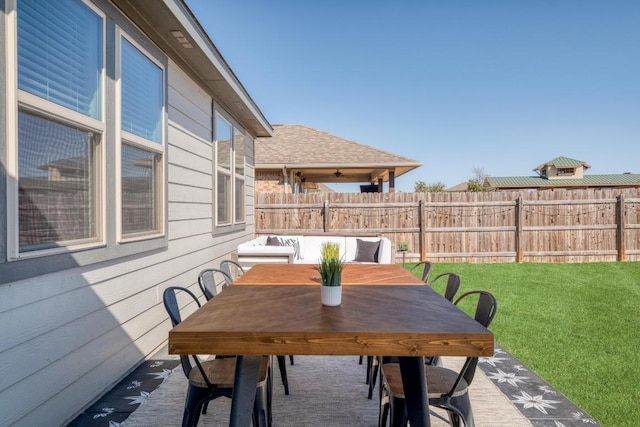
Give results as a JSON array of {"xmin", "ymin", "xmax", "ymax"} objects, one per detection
[{"xmin": 110, "ymin": 0, "xmax": 272, "ymax": 137}]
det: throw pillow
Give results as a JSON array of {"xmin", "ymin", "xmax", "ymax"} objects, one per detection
[
  {"xmin": 266, "ymin": 236, "xmax": 282, "ymax": 246},
  {"xmin": 353, "ymin": 239, "xmax": 380, "ymax": 263}
]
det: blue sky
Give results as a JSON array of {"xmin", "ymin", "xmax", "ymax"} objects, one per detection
[{"xmin": 186, "ymin": 0, "xmax": 640, "ymax": 192}]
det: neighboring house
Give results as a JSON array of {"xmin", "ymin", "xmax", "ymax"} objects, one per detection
[
  {"xmin": 485, "ymin": 156, "xmax": 640, "ymax": 191},
  {"xmin": 0, "ymin": 0, "xmax": 271, "ymax": 425},
  {"xmin": 254, "ymin": 124, "xmax": 423, "ymax": 193},
  {"xmin": 445, "ymin": 182, "xmax": 471, "ymax": 192}
]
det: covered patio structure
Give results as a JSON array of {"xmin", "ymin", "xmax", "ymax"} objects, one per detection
[{"xmin": 255, "ymin": 124, "xmax": 422, "ymax": 193}]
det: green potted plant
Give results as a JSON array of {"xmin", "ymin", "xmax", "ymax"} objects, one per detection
[{"xmin": 315, "ymin": 242, "xmax": 344, "ymax": 306}]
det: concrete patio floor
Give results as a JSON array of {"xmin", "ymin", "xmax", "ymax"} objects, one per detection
[{"xmin": 69, "ymin": 344, "xmax": 601, "ymax": 426}]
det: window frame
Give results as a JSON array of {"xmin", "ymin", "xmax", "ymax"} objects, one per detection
[
  {"xmin": 7, "ymin": 0, "xmax": 107, "ymax": 260},
  {"xmin": 213, "ymin": 106, "xmax": 246, "ymax": 231},
  {"xmin": 1, "ymin": 0, "xmax": 168, "ymax": 284},
  {"xmin": 556, "ymin": 167, "xmax": 575, "ymax": 176},
  {"xmin": 115, "ymin": 29, "xmax": 166, "ymax": 242}
]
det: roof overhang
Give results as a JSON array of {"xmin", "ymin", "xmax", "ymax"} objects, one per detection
[
  {"xmin": 257, "ymin": 162, "xmax": 422, "ymax": 183},
  {"xmin": 110, "ymin": 0, "xmax": 272, "ymax": 137}
]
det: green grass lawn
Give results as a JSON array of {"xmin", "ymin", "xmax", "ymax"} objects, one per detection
[{"xmin": 407, "ymin": 261, "xmax": 640, "ymax": 427}]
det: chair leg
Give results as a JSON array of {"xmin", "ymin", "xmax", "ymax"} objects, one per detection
[
  {"xmin": 448, "ymin": 395, "xmax": 475, "ymax": 427},
  {"xmin": 366, "ymin": 356, "xmax": 372, "ymax": 384},
  {"xmin": 368, "ymin": 356, "xmax": 379, "ymax": 399},
  {"xmin": 276, "ymin": 355, "xmax": 289, "ymax": 395},
  {"xmin": 389, "ymin": 395, "xmax": 409, "ymax": 427},
  {"xmin": 183, "ymin": 385, "xmax": 213, "ymax": 427},
  {"xmin": 289, "ymin": 355, "xmax": 294, "ymax": 365},
  {"xmin": 379, "ymin": 383, "xmax": 390, "ymax": 427},
  {"xmin": 448, "ymin": 412, "xmax": 462, "ymax": 427},
  {"xmin": 252, "ymin": 384, "xmax": 270, "ymax": 427}
]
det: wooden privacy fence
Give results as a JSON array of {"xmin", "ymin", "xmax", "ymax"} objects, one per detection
[{"xmin": 255, "ymin": 189, "xmax": 640, "ymax": 263}]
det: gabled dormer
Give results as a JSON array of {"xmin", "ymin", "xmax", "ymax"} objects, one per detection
[{"xmin": 534, "ymin": 156, "xmax": 591, "ymax": 180}]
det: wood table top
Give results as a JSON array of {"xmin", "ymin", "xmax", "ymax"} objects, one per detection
[
  {"xmin": 232, "ymin": 263, "xmax": 425, "ymax": 286},
  {"xmin": 168, "ymin": 284, "xmax": 494, "ymax": 358}
]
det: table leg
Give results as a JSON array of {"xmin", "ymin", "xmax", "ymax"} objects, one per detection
[
  {"xmin": 399, "ymin": 356, "xmax": 430, "ymax": 427},
  {"xmin": 229, "ymin": 355, "xmax": 261, "ymax": 427}
]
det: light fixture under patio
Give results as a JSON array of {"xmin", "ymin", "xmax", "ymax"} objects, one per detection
[{"xmin": 333, "ymin": 169, "xmax": 343, "ymax": 178}]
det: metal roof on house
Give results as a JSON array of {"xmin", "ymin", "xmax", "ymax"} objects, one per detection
[
  {"xmin": 534, "ymin": 156, "xmax": 591, "ymax": 172},
  {"xmin": 487, "ymin": 174, "xmax": 640, "ymax": 189},
  {"xmin": 254, "ymin": 124, "xmax": 422, "ymax": 183}
]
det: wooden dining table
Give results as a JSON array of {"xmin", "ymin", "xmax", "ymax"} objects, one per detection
[
  {"xmin": 168, "ymin": 263, "xmax": 494, "ymax": 427},
  {"xmin": 232, "ymin": 263, "xmax": 426, "ymax": 286}
]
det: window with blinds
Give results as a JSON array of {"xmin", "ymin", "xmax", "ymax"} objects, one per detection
[
  {"xmin": 121, "ymin": 38, "xmax": 162, "ymax": 144},
  {"xmin": 16, "ymin": 0, "xmax": 103, "ymax": 252},
  {"xmin": 119, "ymin": 36, "xmax": 164, "ymax": 238},
  {"xmin": 17, "ymin": 0, "xmax": 102, "ymax": 120}
]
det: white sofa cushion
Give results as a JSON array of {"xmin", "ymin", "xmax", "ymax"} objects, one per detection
[{"xmin": 301, "ymin": 236, "xmax": 345, "ymax": 264}]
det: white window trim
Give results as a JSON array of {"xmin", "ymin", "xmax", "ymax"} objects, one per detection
[
  {"xmin": 115, "ymin": 27, "xmax": 166, "ymax": 243},
  {"xmin": 214, "ymin": 107, "xmax": 247, "ymax": 229},
  {"xmin": 5, "ymin": 0, "xmax": 107, "ymax": 261}
]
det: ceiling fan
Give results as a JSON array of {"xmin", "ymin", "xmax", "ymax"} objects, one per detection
[{"xmin": 333, "ymin": 169, "xmax": 343, "ymax": 178}]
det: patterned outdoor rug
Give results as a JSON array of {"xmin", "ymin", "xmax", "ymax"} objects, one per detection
[
  {"xmin": 67, "ymin": 358, "xmax": 180, "ymax": 427},
  {"xmin": 67, "ymin": 344, "xmax": 601, "ymax": 426},
  {"xmin": 477, "ymin": 344, "xmax": 600, "ymax": 427}
]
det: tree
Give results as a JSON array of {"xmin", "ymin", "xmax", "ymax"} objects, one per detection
[
  {"xmin": 468, "ymin": 167, "xmax": 489, "ymax": 192},
  {"xmin": 414, "ymin": 180, "xmax": 446, "ymax": 192}
]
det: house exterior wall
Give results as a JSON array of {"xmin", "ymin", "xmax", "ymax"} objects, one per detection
[
  {"xmin": 546, "ymin": 165, "xmax": 585, "ymax": 179},
  {"xmin": 256, "ymin": 169, "xmax": 291, "ymax": 193},
  {"xmin": 0, "ymin": 1, "xmax": 258, "ymax": 425}
]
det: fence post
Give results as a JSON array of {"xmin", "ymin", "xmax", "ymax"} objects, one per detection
[
  {"xmin": 617, "ymin": 195, "xmax": 626, "ymax": 261},
  {"xmin": 515, "ymin": 197, "xmax": 523, "ymax": 263},
  {"xmin": 419, "ymin": 200, "xmax": 425, "ymax": 261},
  {"xmin": 323, "ymin": 200, "xmax": 330, "ymax": 233}
]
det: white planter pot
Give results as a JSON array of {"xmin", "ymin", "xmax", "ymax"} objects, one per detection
[{"xmin": 321, "ymin": 285, "xmax": 342, "ymax": 306}]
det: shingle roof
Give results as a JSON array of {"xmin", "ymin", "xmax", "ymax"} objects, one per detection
[
  {"xmin": 487, "ymin": 174, "xmax": 640, "ymax": 189},
  {"xmin": 255, "ymin": 124, "xmax": 422, "ymax": 169},
  {"xmin": 446, "ymin": 182, "xmax": 470, "ymax": 192}
]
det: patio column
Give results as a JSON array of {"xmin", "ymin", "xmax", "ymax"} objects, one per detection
[
  {"xmin": 389, "ymin": 170, "xmax": 395, "ymax": 193},
  {"xmin": 377, "ymin": 177, "xmax": 383, "ymax": 192}
]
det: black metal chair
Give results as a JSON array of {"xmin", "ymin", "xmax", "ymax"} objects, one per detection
[
  {"xmin": 409, "ymin": 261, "xmax": 434, "ymax": 283},
  {"xmin": 220, "ymin": 259, "xmax": 246, "ymax": 281},
  {"xmin": 197, "ymin": 268, "xmax": 232, "ymax": 300},
  {"xmin": 197, "ymin": 269, "xmax": 291, "ymax": 396},
  {"xmin": 366, "ymin": 271, "xmax": 461, "ymax": 398},
  {"xmin": 428, "ymin": 272, "xmax": 461, "ymax": 302},
  {"xmin": 379, "ymin": 290, "xmax": 498, "ymax": 427},
  {"xmin": 162, "ymin": 286, "xmax": 271, "ymax": 427}
]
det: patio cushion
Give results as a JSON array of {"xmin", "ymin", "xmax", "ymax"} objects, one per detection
[
  {"xmin": 266, "ymin": 236, "xmax": 282, "ymax": 246},
  {"xmin": 353, "ymin": 238, "xmax": 380, "ymax": 263}
]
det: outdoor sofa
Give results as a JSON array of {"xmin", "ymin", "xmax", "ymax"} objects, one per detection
[{"xmin": 235, "ymin": 235, "xmax": 393, "ymax": 269}]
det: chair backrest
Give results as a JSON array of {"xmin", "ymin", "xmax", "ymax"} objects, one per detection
[
  {"xmin": 162, "ymin": 286, "xmax": 202, "ymax": 379},
  {"xmin": 428, "ymin": 272, "xmax": 461, "ymax": 302},
  {"xmin": 450, "ymin": 290, "xmax": 498, "ymax": 390},
  {"xmin": 220, "ymin": 259, "xmax": 245, "ymax": 281},
  {"xmin": 410, "ymin": 261, "xmax": 433, "ymax": 283},
  {"xmin": 198, "ymin": 268, "xmax": 232, "ymax": 300}
]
